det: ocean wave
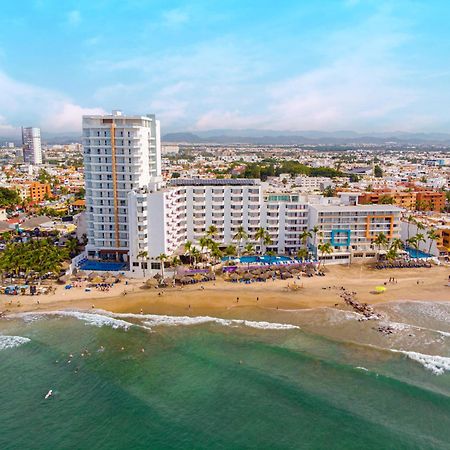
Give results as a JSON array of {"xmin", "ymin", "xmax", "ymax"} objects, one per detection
[
  {"xmin": 0, "ymin": 335, "xmax": 31, "ymax": 351},
  {"xmin": 391, "ymin": 349, "xmax": 450, "ymax": 376},
  {"xmin": 108, "ymin": 311, "xmax": 300, "ymax": 331},
  {"xmin": 14, "ymin": 311, "xmax": 133, "ymax": 330}
]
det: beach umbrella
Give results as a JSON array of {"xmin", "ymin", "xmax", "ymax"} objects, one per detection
[
  {"xmin": 281, "ymin": 272, "xmax": 293, "ymax": 279},
  {"xmin": 181, "ymin": 276, "xmax": 192, "ymax": 284},
  {"xmin": 57, "ymin": 275, "xmax": 70, "ymax": 284},
  {"xmin": 104, "ymin": 276, "xmax": 117, "ymax": 284},
  {"xmin": 229, "ymin": 273, "xmax": 240, "ymax": 281},
  {"xmin": 87, "ymin": 272, "xmax": 97, "ymax": 280},
  {"xmin": 266, "ymin": 270, "xmax": 275, "ymax": 277},
  {"xmin": 242, "ymin": 272, "xmax": 253, "ymax": 280},
  {"xmin": 91, "ymin": 276, "xmax": 103, "ymax": 284},
  {"xmin": 145, "ymin": 278, "xmax": 158, "ymax": 287},
  {"xmin": 153, "ymin": 273, "xmax": 162, "ymax": 280},
  {"xmin": 375, "ymin": 286, "xmax": 386, "ymax": 293},
  {"xmin": 193, "ymin": 273, "xmax": 204, "ymax": 281}
]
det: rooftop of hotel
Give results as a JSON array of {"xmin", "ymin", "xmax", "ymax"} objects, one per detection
[{"xmin": 169, "ymin": 178, "xmax": 260, "ymax": 186}]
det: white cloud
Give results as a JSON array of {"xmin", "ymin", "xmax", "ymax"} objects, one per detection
[{"xmin": 0, "ymin": 70, "xmax": 104, "ymax": 134}]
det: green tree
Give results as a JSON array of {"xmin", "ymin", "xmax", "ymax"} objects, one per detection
[
  {"xmin": 318, "ymin": 242, "xmax": 333, "ymax": 268},
  {"xmin": 233, "ymin": 226, "xmax": 248, "ymax": 256},
  {"xmin": 374, "ymin": 165, "xmax": 383, "ymax": 178},
  {"xmin": 426, "ymin": 229, "xmax": 439, "ymax": 256},
  {"xmin": 157, "ymin": 253, "xmax": 168, "ymax": 279}
]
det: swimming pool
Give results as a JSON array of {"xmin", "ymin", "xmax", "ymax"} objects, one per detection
[
  {"xmin": 223, "ymin": 255, "xmax": 292, "ymax": 264},
  {"xmin": 78, "ymin": 259, "xmax": 128, "ymax": 271},
  {"xmin": 404, "ymin": 247, "xmax": 432, "ymax": 259}
]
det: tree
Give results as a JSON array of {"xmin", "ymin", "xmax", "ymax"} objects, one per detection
[
  {"xmin": 0, "ymin": 187, "xmax": 21, "ymax": 208},
  {"xmin": 66, "ymin": 237, "xmax": 79, "ymax": 258},
  {"xmin": 388, "ymin": 238, "xmax": 403, "ymax": 260},
  {"xmin": 318, "ymin": 242, "xmax": 333, "ymax": 268},
  {"xmin": 255, "ymin": 227, "xmax": 271, "ymax": 254},
  {"xmin": 243, "ymin": 242, "xmax": 254, "ymax": 255},
  {"xmin": 310, "ymin": 226, "xmax": 320, "ymax": 256},
  {"xmin": 374, "ymin": 165, "xmax": 383, "ymax": 178},
  {"xmin": 426, "ymin": 229, "xmax": 439, "ymax": 256},
  {"xmin": 206, "ymin": 225, "xmax": 218, "ymax": 239},
  {"xmin": 379, "ymin": 195, "xmax": 394, "ymax": 204},
  {"xmin": 233, "ymin": 226, "xmax": 248, "ymax": 256},
  {"xmin": 137, "ymin": 251, "xmax": 148, "ymax": 277},
  {"xmin": 171, "ymin": 256, "xmax": 181, "ymax": 280},
  {"xmin": 297, "ymin": 247, "xmax": 309, "ymax": 261},
  {"xmin": 322, "ymin": 186, "xmax": 335, "ymax": 197},
  {"xmin": 373, "ymin": 232, "xmax": 388, "ymax": 255},
  {"xmin": 224, "ymin": 244, "xmax": 237, "ymax": 257},
  {"xmin": 157, "ymin": 253, "xmax": 168, "ymax": 279}
]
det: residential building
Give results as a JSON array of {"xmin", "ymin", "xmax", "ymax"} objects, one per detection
[{"xmin": 22, "ymin": 127, "xmax": 42, "ymax": 165}]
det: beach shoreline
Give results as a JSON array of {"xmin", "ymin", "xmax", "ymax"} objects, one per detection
[{"xmin": 1, "ymin": 264, "xmax": 449, "ymax": 320}]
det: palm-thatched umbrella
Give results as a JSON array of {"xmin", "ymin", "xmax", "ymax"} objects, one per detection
[
  {"xmin": 76, "ymin": 270, "xmax": 87, "ymax": 279},
  {"xmin": 260, "ymin": 272, "xmax": 270, "ymax": 280},
  {"xmin": 229, "ymin": 273, "xmax": 240, "ymax": 281},
  {"xmin": 181, "ymin": 276, "xmax": 193, "ymax": 284},
  {"xmin": 58, "ymin": 274, "xmax": 70, "ymax": 284},
  {"xmin": 281, "ymin": 272, "xmax": 293, "ymax": 279},
  {"xmin": 153, "ymin": 273, "xmax": 162, "ymax": 280},
  {"xmin": 88, "ymin": 272, "xmax": 97, "ymax": 281},
  {"xmin": 145, "ymin": 278, "xmax": 158, "ymax": 287},
  {"xmin": 242, "ymin": 272, "xmax": 253, "ymax": 280},
  {"xmin": 266, "ymin": 270, "xmax": 276, "ymax": 277},
  {"xmin": 91, "ymin": 276, "xmax": 103, "ymax": 284},
  {"xmin": 104, "ymin": 276, "xmax": 117, "ymax": 284},
  {"xmin": 193, "ymin": 273, "xmax": 205, "ymax": 282}
]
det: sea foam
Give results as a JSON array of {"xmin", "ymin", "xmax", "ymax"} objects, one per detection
[
  {"xmin": 15, "ymin": 311, "xmax": 133, "ymax": 330},
  {"xmin": 109, "ymin": 311, "xmax": 300, "ymax": 331},
  {"xmin": 0, "ymin": 335, "xmax": 31, "ymax": 351},
  {"xmin": 391, "ymin": 349, "xmax": 450, "ymax": 376}
]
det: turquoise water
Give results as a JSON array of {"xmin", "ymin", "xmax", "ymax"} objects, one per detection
[
  {"xmin": 1, "ymin": 305, "xmax": 450, "ymax": 449},
  {"xmin": 404, "ymin": 247, "xmax": 432, "ymax": 259}
]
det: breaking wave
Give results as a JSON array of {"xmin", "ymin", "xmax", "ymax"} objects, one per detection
[{"xmin": 0, "ymin": 335, "xmax": 31, "ymax": 351}]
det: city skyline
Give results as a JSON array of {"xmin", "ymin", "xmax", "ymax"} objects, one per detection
[{"xmin": 2, "ymin": 1, "xmax": 450, "ymax": 135}]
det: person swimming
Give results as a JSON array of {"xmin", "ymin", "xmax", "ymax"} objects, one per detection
[{"xmin": 44, "ymin": 390, "xmax": 53, "ymax": 399}]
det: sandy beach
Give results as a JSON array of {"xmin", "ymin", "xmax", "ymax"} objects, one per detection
[{"xmin": 1, "ymin": 264, "xmax": 449, "ymax": 318}]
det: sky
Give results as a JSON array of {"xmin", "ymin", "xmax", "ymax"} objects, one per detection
[{"xmin": 1, "ymin": 0, "xmax": 450, "ymax": 135}]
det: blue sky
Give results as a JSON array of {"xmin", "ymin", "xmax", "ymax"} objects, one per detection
[{"xmin": 1, "ymin": 0, "xmax": 450, "ymax": 134}]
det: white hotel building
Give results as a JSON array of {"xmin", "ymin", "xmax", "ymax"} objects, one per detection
[{"xmin": 83, "ymin": 112, "xmax": 401, "ymax": 275}]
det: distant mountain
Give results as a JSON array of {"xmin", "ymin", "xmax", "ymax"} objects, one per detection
[{"xmin": 162, "ymin": 129, "xmax": 450, "ymax": 145}]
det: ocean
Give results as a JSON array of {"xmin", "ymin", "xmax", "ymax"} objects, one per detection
[{"xmin": 1, "ymin": 302, "xmax": 450, "ymax": 449}]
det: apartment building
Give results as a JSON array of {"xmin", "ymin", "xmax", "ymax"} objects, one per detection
[
  {"xmin": 17, "ymin": 181, "xmax": 52, "ymax": 202},
  {"xmin": 294, "ymin": 175, "xmax": 334, "ymax": 192},
  {"xmin": 359, "ymin": 189, "xmax": 445, "ymax": 212},
  {"xmin": 83, "ymin": 111, "xmax": 161, "ymax": 262}
]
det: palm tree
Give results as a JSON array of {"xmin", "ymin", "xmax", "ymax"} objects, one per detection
[
  {"xmin": 426, "ymin": 229, "xmax": 439, "ymax": 256},
  {"xmin": 233, "ymin": 226, "xmax": 248, "ymax": 256},
  {"xmin": 297, "ymin": 247, "xmax": 309, "ymax": 261},
  {"xmin": 137, "ymin": 250, "xmax": 148, "ymax": 278},
  {"xmin": 388, "ymin": 238, "xmax": 403, "ymax": 260},
  {"xmin": 171, "ymin": 256, "xmax": 181, "ymax": 280},
  {"xmin": 255, "ymin": 227, "xmax": 272, "ymax": 255},
  {"xmin": 318, "ymin": 242, "xmax": 333, "ymax": 268},
  {"xmin": 243, "ymin": 243, "xmax": 254, "ymax": 255},
  {"xmin": 198, "ymin": 236, "xmax": 210, "ymax": 261},
  {"xmin": 66, "ymin": 237, "xmax": 79, "ymax": 258},
  {"xmin": 373, "ymin": 232, "xmax": 388, "ymax": 256},
  {"xmin": 190, "ymin": 247, "xmax": 200, "ymax": 266},
  {"xmin": 299, "ymin": 230, "xmax": 312, "ymax": 259},
  {"xmin": 310, "ymin": 226, "xmax": 320, "ymax": 257},
  {"xmin": 184, "ymin": 241, "xmax": 193, "ymax": 264},
  {"xmin": 413, "ymin": 233, "xmax": 426, "ymax": 253},
  {"xmin": 157, "ymin": 253, "xmax": 168, "ymax": 279},
  {"xmin": 224, "ymin": 244, "xmax": 237, "ymax": 257},
  {"xmin": 206, "ymin": 225, "xmax": 218, "ymax": 239},
  {"xmin": 210, "ymin": 244, "xmax": 223, "ymax": 264}
]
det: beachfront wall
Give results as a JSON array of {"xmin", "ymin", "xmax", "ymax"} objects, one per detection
[{"xmin": 308, "ymin": 204, "xmax": 402, "ymax": 264}]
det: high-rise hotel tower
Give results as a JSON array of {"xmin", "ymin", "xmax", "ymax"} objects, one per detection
[{"xmin": 82, "ymin": 110, "xmax": 161, "ymax": 262}]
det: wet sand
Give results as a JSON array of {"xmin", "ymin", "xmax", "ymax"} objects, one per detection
[{"xmin": 2, "ymin": 264, "xmax": 449, "ymax": 318}]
